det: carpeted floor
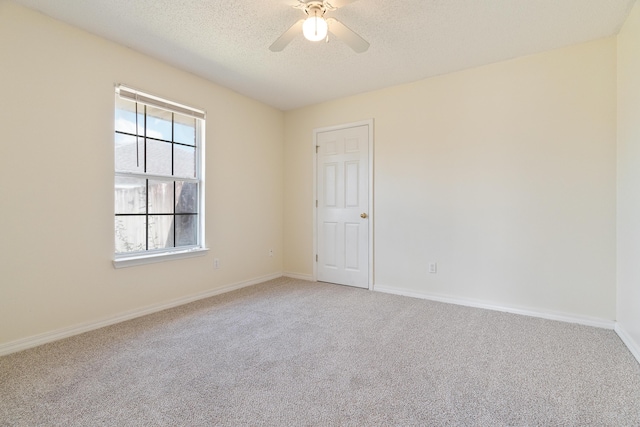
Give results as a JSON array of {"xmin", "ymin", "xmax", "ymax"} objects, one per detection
[{"xmin": 1, "ymin": 277, "xmax": 640, "ymax": 426}]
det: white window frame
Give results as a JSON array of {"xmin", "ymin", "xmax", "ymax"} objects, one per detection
[{"xmin": 113, "ymin": 85, "xmax": 208, "ymax": 268}]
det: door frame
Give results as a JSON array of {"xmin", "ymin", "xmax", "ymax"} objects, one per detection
[{"xmin": 312, "ymin": 119, "xmax": 374, "ymax": 290}]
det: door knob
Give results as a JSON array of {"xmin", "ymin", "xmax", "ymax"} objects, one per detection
[{"xmin": 360, "ymin": 213, "xmax": 368, "ymax": 219}]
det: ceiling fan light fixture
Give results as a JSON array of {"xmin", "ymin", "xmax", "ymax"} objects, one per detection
[
  {"xmin": 302, "ymin": 10, "xmax": 328, "ymax": 41},
  {"xmin": 269, "ymin": 0, "xmax": 369, "ymax": 53}
]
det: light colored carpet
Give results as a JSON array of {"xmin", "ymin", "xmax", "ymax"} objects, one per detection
[{"xmin": 1, "ymin": 277, "xmax": 639, "ymax": 426}]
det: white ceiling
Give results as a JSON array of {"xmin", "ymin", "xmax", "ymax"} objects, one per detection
[{"xmin": 11, "ymin": 0, "xmax": 636, "ymax": 111}]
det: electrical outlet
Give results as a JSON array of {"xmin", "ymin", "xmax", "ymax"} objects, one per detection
[
  {"xmin": 429, "ymin": 263, "xmax": 437, "ymax": 274},
  {"xmin": 269, "ymin": 249, "xmax": 274, "ymax": 257},
  {"xmin": 214, "ymin": 258, "xmax": 220, "ymax": 269}
]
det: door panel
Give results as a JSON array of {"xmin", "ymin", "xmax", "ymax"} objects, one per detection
[
  {"xmin": 317, "ymin": 124, "xmax": 369, "ymax": 288},
  {"xmin": 344, "ymin": 223, "xmax": 360, "ymax": 270},
  {"xmin": 323, "ymin": 222, "xmax": 338, "ymax": 268}
]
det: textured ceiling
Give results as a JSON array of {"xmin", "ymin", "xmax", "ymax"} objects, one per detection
[{"xmin": 10, "ymin": 0, "xmax": 636, "ymax": 110}]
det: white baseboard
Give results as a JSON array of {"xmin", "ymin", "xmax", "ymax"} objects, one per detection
[
  {"xmin": 373, "ymin": 285, "xmax": 615, "ymax": 330},
  {"xmin": 0, "ymin": 272, "xmax": 283, "ymax": 356},
  {"xmin": 615, "ymin": 323, "xmax": 640, "ymax": 366},
  {"xmin": 283, "ymin": 272, "xmax": 314, "ymax": 281},
  {"xmin": 4, "ymin": 276, "xmax": 623, "ymax": 358}
]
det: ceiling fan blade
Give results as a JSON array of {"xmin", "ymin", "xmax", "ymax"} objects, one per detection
[
  {"xmin": 327, "ymin": 18, "xmax": 369, "ymax": 53},
  {"xmin": 325, "ymin": 0, "xmax": 359, "ymax": 9},
  {"xmin": 269, "ymin": 20, "xmax": 305, "ymax": 52}
]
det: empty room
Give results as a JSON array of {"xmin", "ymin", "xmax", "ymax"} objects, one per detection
[{"xmin": 1, "ymin": 0, "xmax": 640, "ymax": 425}]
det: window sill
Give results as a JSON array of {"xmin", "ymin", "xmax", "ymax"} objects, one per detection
[{"xmin": 113, "ymin": 247, "xmax": 209, "ymax": 269}]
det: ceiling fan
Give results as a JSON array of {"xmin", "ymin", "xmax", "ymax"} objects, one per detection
[{"xmin": 269, "ymin": 0, "xmax": 370, "ymax": 53}]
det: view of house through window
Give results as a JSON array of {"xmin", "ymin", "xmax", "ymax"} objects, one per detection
[{"xmin": 114, "ymin": 86, "xmax": 205, "ymax": 257}]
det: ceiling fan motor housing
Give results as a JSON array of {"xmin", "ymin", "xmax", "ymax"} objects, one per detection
[{"xmin": 304, "ymin": 2, "xmax": 327, "ymax": 17}]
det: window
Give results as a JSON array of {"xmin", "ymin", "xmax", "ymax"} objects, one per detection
[{"xmin": 113, "ymin": 85, "xmax": 206, "ymax": 267}]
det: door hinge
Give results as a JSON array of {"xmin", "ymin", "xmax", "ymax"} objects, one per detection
[
  {"xmin": 316, "ymin": 254, "xmax": 318, "ymax": 262},
  {"xmin": 316, "ymin": 200, "xmax": 318, "ymax": 207},
  {"xmin": 316, "ymin": 145, "xmax": 319, "ymax": 153}
]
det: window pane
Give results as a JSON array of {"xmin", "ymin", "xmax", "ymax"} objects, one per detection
[
  {"xmin": 115, "ymin": 215, "xmax": 146, "ymax": 253},
  {"xmin": 115, "ymin": 97, "xmax": 143, "ymax": 136},
  {"xmin": 146, "ymin": 106, "xmax": 172, "ymax": 141},
  {"xmin": 148, "ymin": 215, "xmax": 174, "ymax": 249},
  {"xmin": 174, "ymin": 145, "xmax": 196, "ymax": 178},
  {"xmin": 174, "ymin": 115, "xmax": 196, "ymax": 146},
  {"xmin": 148, "ymin": 180, "xmax": 174, "ymax": 214},
  {"xmin": 115, "ymin": 176, "xmax": 146, "ymax": 214},
  {"xmin": 175, "ymin": 182, "xmax": 198, "ymax": 213},
  {"xmin": 115, "ymin": 134, "xmax": 144, "ymax": 173},
  {"xmin": 146, "ymin": 139, "xmax": 172, "ymax": 175},
  {"xmin": 176, "ymin": 215, "xmax": 197, "ymax": 247}
]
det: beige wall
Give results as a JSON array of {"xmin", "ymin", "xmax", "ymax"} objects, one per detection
[
  {"xmin": 284, "ymin": 38, "xmax": 617, "ymax": 321},
  {"xmin": 617, "ymin": 0, "xmax": 640, "ymax": 357},
  {"xmin": 0, "ymin": 2, "xmax": 284, "ymax": 346}
]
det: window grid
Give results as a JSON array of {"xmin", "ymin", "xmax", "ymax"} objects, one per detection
[{"xmin": 115, "ymin": 98, "xmax": 200, "ymax": 255}]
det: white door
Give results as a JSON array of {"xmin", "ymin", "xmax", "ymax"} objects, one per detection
[{"xmin": 316, "ymin": 124, "xmax": 370, "ymax": 288}]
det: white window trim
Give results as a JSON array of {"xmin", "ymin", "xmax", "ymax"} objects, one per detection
[
  {"xmin": 116, "ymin": 85, "xmax": 206, "ymax": 119},
  {"xmin": 113, "ymin": 247, "xmax": 209, "ymax": 269},
  {"xmin": 113, "ymin": 85, "xmax": 207, "ymax": 268}
]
